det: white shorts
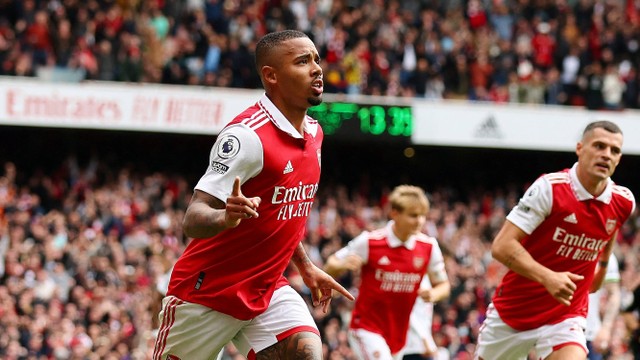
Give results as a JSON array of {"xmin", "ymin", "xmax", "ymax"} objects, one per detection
[
  {"xmin": 474, "ymin": 303, "xmax": 588, "ymax": 360},
  {"xmin": 153, "ymin": 285, "xmax": 319, "ymax": 360},
  {"xmin": 349, "ymin": 328, "xmax": 404, "ymax": 360}
]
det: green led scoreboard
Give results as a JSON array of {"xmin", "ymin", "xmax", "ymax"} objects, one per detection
[{"xmin": 308, "ymin": 101, "xmax": 413, "ymax": 143}]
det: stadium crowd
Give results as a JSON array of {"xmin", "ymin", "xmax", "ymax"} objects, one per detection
[
  {"xmin": 0, "ymin": 149, "xmax": 639, "ymax": 360},
  {"xmin": 0, "ymin": 0, "xmax": 640, "ymax": 109}
]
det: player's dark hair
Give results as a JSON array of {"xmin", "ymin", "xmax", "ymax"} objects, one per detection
[
  {"xmin": 255, "ymin": 30, "xmax": 308, "ymax": 71},
  {"xmin": 583, "ymin": 121, "xmax": 622, "ymax": 137}
]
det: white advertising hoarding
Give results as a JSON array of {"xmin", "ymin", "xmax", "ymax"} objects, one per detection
[
  {"xmin": 412, "ymin": 100, "xmax": 640, "ymax": 155},
  {"xmin": 0, "ymin": 78, "xmax": 262, "ymax": 135}
]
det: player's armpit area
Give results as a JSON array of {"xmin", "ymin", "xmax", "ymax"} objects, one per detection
[{"xmin": 256, "ymin": 332, "xmax": 322, "ymax": 360}]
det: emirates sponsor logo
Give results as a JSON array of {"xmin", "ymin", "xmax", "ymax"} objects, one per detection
[
  {"xmin": 553, "ymin": 226, "xmax": 607, "ymax": 261},
  {"xmin": 272, "ymin": 182, "xmax": 319, "ymax": 221},
  {"xmin": 375, "ymin": 269, "xmax": 421, "ymax": 293}
]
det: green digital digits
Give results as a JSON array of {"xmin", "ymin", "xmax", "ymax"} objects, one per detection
[{"xmin": 308, "ymin": 102, "xmax": 412, "ymax": 141}]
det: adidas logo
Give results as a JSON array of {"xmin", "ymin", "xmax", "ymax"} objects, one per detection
[
  {"xmin": 283, "ymin": 160, "xmax": 293, "ymax": 174},
  {"xmin": 378, "ymin": 256, "xmax": 391, "ymax": 265},
  {"xmin": 563, "ymin": 213, "xmax": 578, "ymax": 224},
  {"xmin": 474, "ymin": 115, "xmax": 503, "ymax": 139}
]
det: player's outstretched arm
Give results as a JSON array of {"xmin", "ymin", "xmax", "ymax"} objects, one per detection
[
  {"xmin": 591, "ymin": 232, "xmax": 617, "ymax": 293},
  {"xmin": 324, "ymin": 254, "xmax": 363, "ymax": 278},
  {"xmin": 183, "ymin": 177, "xmax": 261, "ymax": 238},
  {"xmin": 492, "ymin": 220, "xmax": 583, "ymax": 306},
  {"xmin": 292, "ymin": 243, "xmax": 355, "ymax": 313}
]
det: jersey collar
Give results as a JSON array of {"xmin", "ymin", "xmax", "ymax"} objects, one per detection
[
  {"xmin": 258, "ymin": 94, "xmax": 319, "ymax": 138},
  {"xmin": 569, "ymin": 163, "xmax": 613, "ymax": 204},
  {"xmin": 386, "ymin": 221, "xmax": 417, "ymax": 250}
]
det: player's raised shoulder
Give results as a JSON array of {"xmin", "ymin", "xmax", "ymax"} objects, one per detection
[
  {"xmin": 542, "ymin": 171, "xmax": 570, "ymax": 184},
  {"xmin": 612, "ymin": 184, "xmax": 635, "ymax": 203},
  {"xmin": 414, "ymin": 233, "xmax": 439, "ymax": 246},
  {"xmin": 369, "ymin": 228, "xmax": 387, "ymax": 240}
]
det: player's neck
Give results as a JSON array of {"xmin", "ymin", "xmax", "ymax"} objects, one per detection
[
  {"xmin": 268, "ymin": 94, "xmax": 306, "ymax": 135},
  {"xmin": 576, "ymin": 171, "xmax": 607, "ymax": 197},
  {"xmin": 392, "ymin": 225, "xmax": 411, "ymax": 243}
]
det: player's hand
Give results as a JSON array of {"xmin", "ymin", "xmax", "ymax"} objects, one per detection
[
  {"xmin": 418, "ymin": 288, "xmax": 434, "ymax": 302},
  {"xmin": 542, "ymin": 271, "xmax": 584, "ymax": 306},
  {"xmin": 342, "ymin": 254, "xmax": 364, "ymax": 272},
  {"xmin": 302, "ymin": 264, "xmax": 355, "ymax": 313},
  {"xmin": 225, "ymin": 177, "xmax": 261, "ymax": 228},
  {"xmin": 593, "ymin": 328, "xmax": 612, "ymax": 353}
]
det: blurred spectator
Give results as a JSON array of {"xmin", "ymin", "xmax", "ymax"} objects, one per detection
[
  {"xmin": 0, "ymin": 149, "xmax": 638, "ymax": 359},
  {"xmin": 602, "ymin": 63, "xmax": 626, "ymax": 110},
  {"xmin": 0, "ymin": 0, "xmax": 638, "ymax": 111}
]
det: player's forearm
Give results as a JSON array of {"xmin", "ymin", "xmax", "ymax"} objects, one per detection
[
  {"xmin": 429, "ymin": 281, "xmax": 451, "ymax": 303},
  {"xmin": 292, "ymin": 242, "xmax": 315, "ymax": 275},
  {"xmin": 182, "ymin": 203, "xmax": 228, "ymax": 238},
  {"xmin": 590, "ymin": 237, "xmax": 616, "ymax": 292},
  {"xmin": 492, "ymin": 238, "xmax": 552, "ymax": 284},
  {"xmin": 601, "ymin": 283, "xmax": 622, "ymax": 329},
  {"xmin": 590, "ymin": 264, "xmax": 607, "ymax": 292},
  {"xmin": 323, "ymin": 255, "xmax": 347, "ymax": 278}
]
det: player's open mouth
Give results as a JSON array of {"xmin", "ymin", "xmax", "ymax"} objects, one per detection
[{"xmin": 312, "ymin": 79, "xmax": 324, "ymax": 95}]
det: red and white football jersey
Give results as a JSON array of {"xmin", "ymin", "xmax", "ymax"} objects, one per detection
[
  {"xmin": 168, "ymin": 95, "xmax": 323, "ymax": 320},
  {"xmin": 493, "ymin": 165, "xmax": 635, "ymax": 331},
  {"xmin": 335, "ymin": 221, "xmax": 445, "ymax": 353}
]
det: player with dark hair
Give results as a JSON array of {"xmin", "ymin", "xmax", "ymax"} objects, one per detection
[
  {"xmin": 153, "ymin": 30, "xmax": 353, "ymax": 360},
  {"xmin": 475, "ymin": 121, "xmax": 635, "ymax": 359}
]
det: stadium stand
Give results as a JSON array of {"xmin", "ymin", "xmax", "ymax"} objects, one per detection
[
  {"xmin": 1, "ymin": 126, "xmax": 640, "ymax": 359},
  {"xmin": 0, "ymin": 0, "xmax": 639, "ymax": 108}
]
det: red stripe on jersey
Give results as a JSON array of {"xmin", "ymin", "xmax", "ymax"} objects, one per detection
[{"xmin": 276, "ymin": 326, "xmax": 320, "ymax": 341}]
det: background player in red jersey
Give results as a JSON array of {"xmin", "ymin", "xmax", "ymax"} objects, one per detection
[
  {"xmin": 153, "ymin": 30, "xmax": 353, "ymax": 360},
  {"xmin": 475, "ymin": 121, "xmax": 636, "ymax": 360},
  {"xmin": 324, "ymin": 185, "xmax": 451, "ymax": 360}
]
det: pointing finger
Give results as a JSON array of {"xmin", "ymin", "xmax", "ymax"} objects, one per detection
[
  {"xmin": 232, "ymin": 176, "xmax": 242, "ymax": 196},
  {"xmin": 332, "ymin": 280, "xmax": 355, "ymax": 301}
]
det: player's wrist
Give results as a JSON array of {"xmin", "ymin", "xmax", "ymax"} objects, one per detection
[{"xmin": 599, "ymin": 260, "xmax": 609, "ymax": 267}]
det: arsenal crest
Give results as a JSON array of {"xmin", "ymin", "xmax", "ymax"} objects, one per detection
[
  {"xmin": 413, "ymin": 256, "xmax": 425, "ymax": 269},
  {"xmin": 605, "ymin": 219, "xmax": 617, "ymax": 235}
]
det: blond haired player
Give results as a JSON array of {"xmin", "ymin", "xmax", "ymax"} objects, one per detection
[{"xmin": 325, "ymin": 185, "xmax": 450, "ymax": 360}]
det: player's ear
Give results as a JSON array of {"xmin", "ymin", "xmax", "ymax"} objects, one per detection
[
  {"xmin": 576, "ymin": 141, "xmax": 583, "ymax": 157},
  {"xmin": 261, "ymin": 66, "xmax": 277, "ymax": 85}
]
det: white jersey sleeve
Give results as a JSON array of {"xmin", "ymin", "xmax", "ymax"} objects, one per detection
[
  {"xmin": 427, "ymin": 240, "xmax": 446, "ymax": 276},
  {"xmin": 194, "ymin": 124, "xmax": 263, "ymax": 203},
  {"xmin": 506, "ymin": 176, "xmax": 553, "ymax": 234},
  {"xmin": 334, "ymin": 231, "xmax": 370, "ymax": 263}
]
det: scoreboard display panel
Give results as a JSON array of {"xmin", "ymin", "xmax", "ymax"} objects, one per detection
[{"xmin": 308, "ymin": 101, "xmax": 413, "ymax": 143}]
